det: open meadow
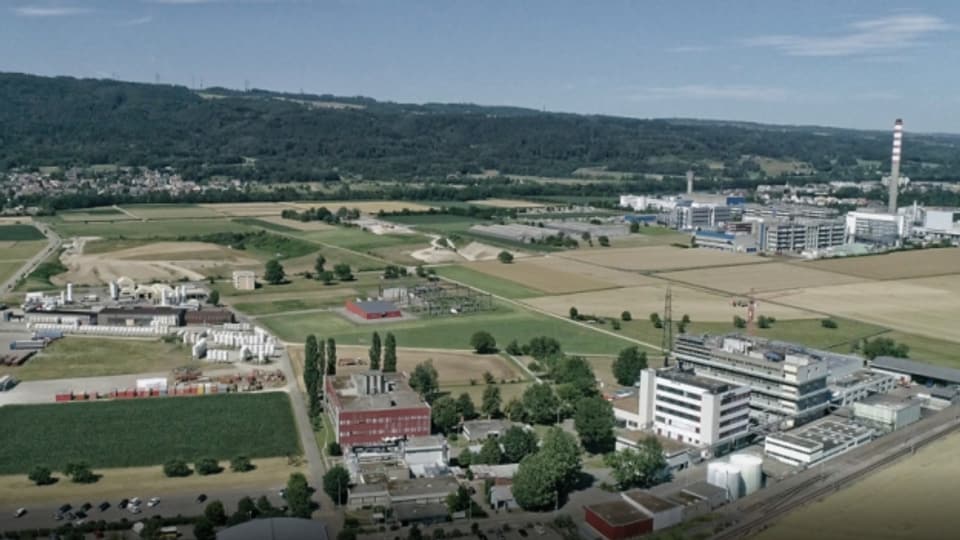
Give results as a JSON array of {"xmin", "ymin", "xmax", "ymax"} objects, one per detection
[
  {"xmin": 229, "ymin": 287, "xmax": 360, "ymax": 316},
  {"xmin": 557, "ymin": 245, "xmax": 772, "ymax": 272},
  {"xmin": 803, "ymin": 248, "xmax": 960, "ymax": 280},
  {"xmin": 0, "ymin": 224, "xmax": 45, "ymax": 241},
  {"xmin": 465, "ymin": 259, "xmax": 618, "ymax": 294},
  {"xmin": 58, "ymin": 207, "xmax": 134, "ymax": 222},
  {"xmin": 755, "ymin": 431, "xmax": 960, "ymax": 540},
  {"xmin": 466, "ymin": 198, "xmax": 546, "ymax": 208},
  {"xmin": 660, "ymin": 262, "xmax": 868, "ymax": 294},
  {"xmin": 200, "ymin": 202, "xmax": 298, "ymax": 217},
  {"xmin": 0, "ymin": 240, "xmax": 47, "ymax": 261},
  {"xmin": 286, "ymin": 200, "xmax": 434, "ymax": 214},
  {"xmin": 118, "ymin": 203, "xmax": 223, "ymax": 220},
  {"xmin": 0, "ymin": 393, "xmax": 300, "ymax": 474}
]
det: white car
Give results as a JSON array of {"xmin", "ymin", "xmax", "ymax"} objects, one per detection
[
  {"xmin": 128, "ymin": 506, "xmax": 142, "ymax": 514},
  {"xmin": 130, "ymin": 497, "xmax": 141, "ymax": 506},
  {"xmin": 147, "ymin": 497, "xmax": 160, "ymax": 508}
]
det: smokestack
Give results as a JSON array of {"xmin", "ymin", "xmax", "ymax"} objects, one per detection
[
  {"xmin": 889, "ymin": 118, "xmax": 903, "ymax": 214},
  {"xmin": 686, "ymin": 170, "xmax": 694, "ymax": 195}
]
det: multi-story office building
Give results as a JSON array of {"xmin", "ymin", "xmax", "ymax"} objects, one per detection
[
  {"xmin": 636, "ymin": 368, "xmax": 751, "ymax": 451},
  {"xmin": 673, "ymin": 335, "xmax": 832, "ymax": 428},
  {"xmin": 756, "ymin": 219, "xmax": 846, "ymax": 253},
  {"xmin": 325, "ymin": 372, "xmax": 431, "ymax": 449}
]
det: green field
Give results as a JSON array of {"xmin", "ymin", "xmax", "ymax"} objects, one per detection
[
  {"xmin": 0, "ymin": 224, "xmax": 45, "ymax": 241},
  {"xmin": 0, "ymin": 337, "xmax": 196, "ymax": 381},
  {"xmin": 261, "ymin": 302, "xmax": 637, "ymax": 355},
  {"xmin": 233, "ymin": 217, "xmax": 303, "ymax": 233},
  {"xmin": 0, "ymin": 393, "xmax": 301, "ymax": 474},
  {"xmin": 436, "ymin": 265, "xmax": 544, "ymax": 299},
  {"xmin": 0, "ymin": 261, "xmax": 23, "ymax": 286},
  {"xmin": 120, "ymin": 203, "xmax": 223, "ymax": 219},
  {"xmin": 14, "ymin": 251, "xmax": 66, "ymax": 292},
  {"xmin": 234, "ymin": 295, "xmax": 351, "ymax": 316},
  {"xmin": 0, "ymin": 241, "xmax": 47, "ymax": 260},
  {"xmin": 295, "ymin": 227, "xmax": 426, "ymax": 251},
  {"xmin": 43, "ymin": 217, "xmax": 259, "ymax": 239},
  {"xmin": 379, "ymin": 214, "xmax": 484, "ymax": 234}
]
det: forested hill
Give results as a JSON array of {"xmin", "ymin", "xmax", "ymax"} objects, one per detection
[{"xmin": 1, "ymin": 71, "xmax": 959, "ymax": 183}]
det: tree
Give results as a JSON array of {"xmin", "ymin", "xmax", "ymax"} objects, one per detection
[
  {"xmin": 28, "ymin": 465, "xmax": 54, "ymax": 486},
  {"xmin": 286, "ymin": 472, "xmax": 313, "ymax": 518},
  {"xmin": 236, "ymin": 496, "xmax": 257, "ymax": 519},
  {"xmin": 327, "ymin": 442, "xmax": 342, "ymax": 456},
  {"xmin": 163, "ymin": 459, "xmax": 191, "ymax": 477},
  {"xmin": 574, "ymin": 396, "xmax": 616, "ymax": 453},
  {"xmin": 569, "ymin": 306, "xmax": 579, "ymax": 320},
  {"xmin": 476, "ymin": 437, "xmax": 504, "ymax": 465},
  {"xmin": 552, "ymin": 356, "xmax": 597, "ymax": 397},
  {"xmin": 862, "ymin": 337, "xmax": 909, "ymax": 359},
  {"xmin": 256, "ymin": 495, "xmax": 278, "ymax": 517},
  {"xmin": 483, "ymin": 371, "xmax": 495, "ymax": 384},
  {"xmin": 231, "ymin": 455, "xmax": 254, "ymax": 472},
  {"xmin": 613, "ymin": 346, "xmax": 648, "ymax": 386},
  {"xmin": 369, "ymin": 331, "xmax": 382, "ymax": 370},
  {"xmin": 431, "ymin": 396, "xmax": 460, "ymax": 434},
  {"xmin": 326, "ymin": 338, "xmax": 337, "ymax": 375},
  {"xmin": 527, "ymin": 336, "xmax": 562, "ymax": 361},
  {"xmin": 470, "ymin": 331, "xmax": 497, "ymax": 354},
  {"xmin": 681, "ymin": 314, "xmax": 691, "ymax": 324},
  {"xmin": 304, "ymin": 334, "xmax": 320, "ymax": 410},
  {"xmin": 204, "ymin": 500, "xmax": 227, "ymax": 526},
  {"xmin": 733, "ymin": 315, "xmax": 747, "ymax": 329},
  {"xmin": 314, "ymin": 254, "xmax": 327, "ymax": 275},
  {"xmin": 458, "ymin": 448, "xmax": 474, "ymax": 467},
  {"xmin": 512, "ymin": 453, "xmax": 560, "ymax": 510},
  {"xmin": 264, "ymin": 259, "xmax": 286, "ymax": 285},
  {"xmin": 604, "ymin": 437, "xmax": 668, "ymax": 489},
  {"xmin": 323, "ymin": 465, "xmax": 350, "ymax": 506},
  {"xmin": 629, "ymin": 222, "xmax": 640, "ymax": 233},
  {"xmin": 621, "ymin": 310, "xmax": 632, "ymax": 321},
  {"xmin": 821, "ymin": 318, "xmax": 839, "ymax": 329},
  {"xmin": 319, "ymin": 270, "xmax": 335, "ymax": 285},
  {"xmin": 409, "ymin": 361, "xmax": 439, "ymax": 400},
  {"xmin": 497, "ymin": 251, "xmax": 514, "ymax": 264},
  {"xmin": 383, "ymin": 332, "xmax": 397, "ymax": 372},
  {"xmin": 456, "ymin": 392, "xmax": 477, "ymax": 420},
  {"xmin": 650, "ymin": 312, "xmax": 662, "ymax": 328},
  {"xmin": 446, "ymin": 485, "xmax": 472, "ymax": 514},
  {"xmin": 64, "ymin": 462, "xmax": 97, "ymax": 483},
  {"xmin": 522, "ymin": 383, "xmax": 559, "ymax": 424},
  {"xmin": 193, "ymin": 518, "xmax": 216, "ymax": 540},
  {"xmin": 481, "ymin": 384, "xmax": 502, "ymax": 418},
  {"xmin": 333, "ymin": 263, "xmax": 354, "ymax": 281},
  {"xmin": 505, "ymin": 398, "xmax": 526, "ymax": 422},
  {"xmin": 539, "ymin": 427, "xmax": 582, "ymax": 493},
  {"xmin": 505, "ymin": 339, "xmax": 522, "ymax": 355},
  {"xmin": 207, "ymin": 289, "xmax": 220, "ymax": 306},
  {"xmin": 196, "ymin": 458, "xmax": 222, "ymax": 476},
  {"xmin": 500, "ymin": 426, "xmax": 538, "ymax": 463},
  {"xmin": 597, "ymin": 235, "xmax": 610, "ymax": 247},
  {"xmin": 415, "ymin": 264, "xmax": 427, "ymax": 278}
]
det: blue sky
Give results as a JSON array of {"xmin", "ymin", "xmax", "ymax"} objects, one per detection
[{"xmin": 1, "ymin": 0, "xmax": 958, "ymax": 132}]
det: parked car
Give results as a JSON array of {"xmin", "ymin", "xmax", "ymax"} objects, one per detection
[
  {"xmin": 80, "ymin": 502, "xmax": 92, "ymax": 512},
  {"xmin": 58, "ymin": 504, "xmax": 71, "ymax": 514},
  {"xmin": 75, "ymin": 511, "xmax": 87, "ymax": 519},
  {"xmin": 74, "ymin": 518, "xmax": 86, "ymax": 526},
  {"xmin": 119, "ymin": 499, "xmax": 129, "ymax": 509},
  {"xmin": 129, "ymin": 506, "xmax": 141, "ymax": 514},
  {"xmin": 147, "ymin": 497, "xmax": 161, "ymax": 508},
  {"xmin": 98, "ymin": 502, "xmax": 110, "ymax": 512},
  {"xmin": 196, "ymin": 494, "xmax": 207, "ymax": 503},
  {"xmin": 14, "ymin": 508, "xmax": 26, "ymax": 518},
  {"xmin": 130, "ymin": 497, "xmax": 141, "ymax": 506}
]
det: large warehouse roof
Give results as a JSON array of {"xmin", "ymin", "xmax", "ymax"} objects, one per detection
[
  {"xmin": 872, "ymin": 356, "xmax": 960, "ymax": 385},
  {"xmin": 217, "ymin": 518, "xmax": 328, "ymax": 540}
]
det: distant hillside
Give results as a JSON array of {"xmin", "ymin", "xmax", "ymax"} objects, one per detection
[{"xmin": 1, "ymin": 71, "xmax": 958, "ymax": 182}]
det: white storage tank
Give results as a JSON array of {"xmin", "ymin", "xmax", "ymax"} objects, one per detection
[
  {"xmin": 730, "ymin": 453, "xmax": 764, "ymax": 496},
  {"xmin": 707, "ymin": 462, "xmax": 742, "ymax": 501}
]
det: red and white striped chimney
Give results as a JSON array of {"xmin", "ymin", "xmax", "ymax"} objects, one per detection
[{"xmin": 888, "ymin": 118, "xmax": 903, "ymax": 214}]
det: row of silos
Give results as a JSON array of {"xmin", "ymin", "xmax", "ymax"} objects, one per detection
[{"xmin": 706, "ymin": 453, "xmax": 763, "ymax": 501}]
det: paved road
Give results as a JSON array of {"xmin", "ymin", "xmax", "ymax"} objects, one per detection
[{"xmin": 1, "ymin": 222, "xmax": 61, "ymax": 295}]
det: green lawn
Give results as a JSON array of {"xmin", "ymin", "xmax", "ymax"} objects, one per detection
[
  {"xmin": 0, "ymin": 224, "xmax": 45, "ymax": 241},
  {"xmin": 435, "ymin": 265, "xmax": 544, "ymax": 299},
  {"xmin": 880, "ymin": 331, "xmax": 960, "ymax": 368},
  {"xmin": 0, "ymin": 393, "xmax": 301, "ymax": 473},
  {"xmin": 0, "ymin": 337, "xmax": 196, "ymax": 381},
  {"xmin": 234, "ymin": 295, "xmax": 351, "ymax": 316},
  {"xmin": 379, "ymin": 214, "xmax": 484, "ymax": 235},
  {"xmin": 14, "ymin": 251, "xmax": 66, "ymax": 292},
  {"xmin": 261, "ymin": 302, "xmax": 638, "ymax": 355}
]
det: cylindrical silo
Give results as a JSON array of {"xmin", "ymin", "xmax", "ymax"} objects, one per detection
[
  {"xmin": 707, "ymin": 462, "xmax": 742, "ymax": 501},
  {"xmin": 730, "ymin": 454, "xmax": 764, "ymax": 496}
]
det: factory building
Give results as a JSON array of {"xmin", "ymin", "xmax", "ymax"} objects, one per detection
[
  {"xmin": 325, "ymin": 372, "xmax": 431, "ymax": 448},
  {"xmin": 743, "ymin": 204, "xmax": 840, "ymax": 221},
  {"xmin": 184, "ymin": 307, "xmax": 235, "ymax": 326},
  {"xmin": 674, "ymin": 335, "xmax": 832, "ymax": 428},
  {"xmin": 584, "ymin": 500, "xmax": 653, "ymax": 540},
  {"xmin": 541, "ymin": 221, "xmax": 630, "ymax": 238},
  {"xmin": 692, "ymin": 231, "xmax": 757, "ymax": 253},
  {"xmin": 751, "ymin": 218, "xmax": 846, "ymax": 254},
  {"xmin": 345, "ymin": 299, "xmax": 402, "ymax": 320},
  {"xmin": 870, "ymin": 356, "xmax": 960, "ymax": 386},
  {"xmin": 763, "ymin": 418, "xmax": 874, "ymax": 467},
  {"xmin": 97, "ymin": 306, "xmax": 184, "ymax": 327},
  {"xmin": 232, "ymin": 270, "xmax": 257, "ymax": 291},
  {"xmin": 911, "ymin": 207, "xmax": 960, "ymax": 242},
  {"xmin": 852, "ymin": 394, "xmax": 922, "ymax": 432},
  {"xmin": 669, "ymin": 202, "xmax": 733, "ymax": 231},
  {"xmin": 845, "ymin": 210, "xmax": 909, "ymax": 244},
  {"xmin": 468, "ymin": 223, "xmax": 551, "ymax": 244},
  {"xmin": 636, "ymin": 368, "xmax": 751, "ymax": 451},
  {"xmin": 621, "ymin": 490, "xmax": 683, "ymax": 532}
]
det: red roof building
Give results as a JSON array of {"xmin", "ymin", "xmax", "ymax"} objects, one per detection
[
  {"xmin": 584, "ymin": 501, "xmax": 653, "ymax": 540},
  {"xmin": 325, "ymin": 372, "xmax": 431, "ymax": 448},
  {"xmin": 346, "ymin": 299, "xmax": 402, "ymax": 320}
]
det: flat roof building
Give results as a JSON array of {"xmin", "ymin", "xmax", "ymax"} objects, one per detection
[
  {"xmin": 461, "ymin": 419, "xmax": 520, "ymax": 441},
  {"xmin": 621, "ymin": 490, "xmax": 683, "ymax": 532},
  {"xmin": 346, "ymin": 299, "xmax": 402, "ymax": 320},
  {"xmin": 584, "ymin": 500, "xmax": 653, "ymax": 540},
  {"xmin": 232, "ymin": 270, "xmax": 256, "ymax": 291},
  {"xmin": 763, "ymin": 417, "xmax": 874, "ymax": 467},
  {"xmin": 852, "ymin": 394, "xmax": 922, "ymax": 432},
  {"xmin": 870, "ymin": 356, "xmax": 960, "ymax": 386},
  {"xmin": 325, "ymin": 371, "xmax": 431, "ymax": 448}
]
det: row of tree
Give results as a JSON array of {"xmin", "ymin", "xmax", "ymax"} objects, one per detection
[{"xmin": 304, "ymin": 335, "xmax": 337, "ymax": 416}]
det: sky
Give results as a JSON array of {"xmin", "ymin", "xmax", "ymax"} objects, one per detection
[{"xmin": 1, "ymin": 0, "xmax": 958, "ymax": 132}]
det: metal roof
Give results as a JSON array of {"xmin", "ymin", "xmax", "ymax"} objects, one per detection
[
  {"xmin": 217, "ymin": 518, "xmax": 328, "ymax": 540},
  {"xmin": 872, "ymin": 356, "xmax": 960, "ymax": 385}
]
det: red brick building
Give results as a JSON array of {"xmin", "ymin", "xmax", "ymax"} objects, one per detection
[
  {"xmin": 584, "ymin": 501, "xmax": 653, "ymax": 540},
  {"xmin": 345, "ymin": 299, "xmax": 402, "ymax": 320},
  {"xmin": 325, "ymin": 372, "xmax": 431, "ymax": 448}
]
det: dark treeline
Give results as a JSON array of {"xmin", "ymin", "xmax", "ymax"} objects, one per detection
[{"xmin": 3, "ymin": 72, "xmax": 960, "ymax": 183}]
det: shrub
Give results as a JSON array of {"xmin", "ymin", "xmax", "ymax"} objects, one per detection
[
  {"xmin": 231, "ymin": 456, "xmax": 254, "ymax": 472},
  {"xmin": 163, "ymin": 459, "xmax": 192, "ymax": 478},
  {"xmin": 327, "ymin": 442, "xmax": 343, "ymax": 456},
  {"xmin": 195, "ymin": 458, "xmax": 223, "ymax": 476}
]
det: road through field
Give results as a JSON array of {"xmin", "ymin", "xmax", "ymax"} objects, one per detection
[{"xmin": 0, "ymin": 222, "xmax": 60, "ymax": 295}]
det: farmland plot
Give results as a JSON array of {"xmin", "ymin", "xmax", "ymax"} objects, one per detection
[{"xmin": 558, "ymin": 245, "xmax": 771, "ymax": 272}]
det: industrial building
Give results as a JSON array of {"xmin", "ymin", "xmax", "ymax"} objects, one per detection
[
  {"xmin": 763, "ymin": 418, "xmax": 874, "ymax": 467},
  {"xmin": 584, "ymin": 501, "xmax": 653, "ymax": 540},
  {"xmin": 911, "ymin": 207, "xmax": 960, "ymax": 241},
  {"xmin": 870, "ymin": 356, "xmax": 960, "ymax": 386},
  {"xmin": 743, "ymin": 204, "xmax": 840, "ymax": 221},
  {"xmin": 232, "ymin": 270, "xmax": 256, "ymax": 291},
  {"xmin": 674, "ymin": 334, "xmax": 832, "ymax": 428},
  {"xmin": 461, "ymin": 419, "xmax": 521, "ymax": 441},
  {"xmin": 615, "ymin": 430, "xmax": 695, "ymax": 472},
  {"xmin": 216, "ymin": 517, "xmax": 328, "ymax": 540},
  {"xmin": 621, "ymin": 490, "xmax": 683, "ymax": 532},
  {"xmin": 541, "ymin": 220, "xmax": 630, "ymax": 238},
  {"xmin": 829, "ymin": 370, "xmax": 899, "ymax": 407},
  {"xmin": 345, "ymin": 299, "xmax": 402, "ymax": 320},
  {"xmin": 692, "ymin": 230, "xmax": 757, "ymax": 253},
  {"xmin": 845, "ymin": 210, "xmax": 909, "ymax": 244},
  {"xmin": 325, "ymin": 371, "xmax": 431, "ymax": 448},
  {"xmin": 751, "ymin": 218, "xmax": 846, "ymax": 253},
  {"xmin": 98, "ymin": 306, "xmax": 184, "ymax": 327},
  {"xmin": 635, "ymin": 368, "xmax": 751, "ymax": 452},
  {"xmin": 669, "ymin": 201, "xmax": 733, "ymax": 231},
  {"xmin": 852, "ymin": 394, "xmax": 922, "ymax": 432},
  {"xmin": 468, "ymin": 223, "xmax": 551, "ymax": 243}
]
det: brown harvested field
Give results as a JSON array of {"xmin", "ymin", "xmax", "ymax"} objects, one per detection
[
  {"xmin": 755, "ymin": 431, "xmax": 960, "ymax": 540},
  {"xmin": 660, "ymin": 262, "xmax": 868, "ymax": 294},
  {"xmin": 200, "ymin": 202, "xmax": 297, "ymax": 217},
  {"xmin": 766, "ymin": 275, "xmax": 960, "ymax": 343},
  {"xmin": 286, "ymin": 200, "xmax": 434, "ymax": 214},
  {"xmin": 802, "ymin": 248, "xmax": 960, "ymax": 280},
  {"xmin": 290, "ymin": 345, "xmax": 526, "ymax": 386},
  {"xmin": 524, "ymin": 284, "xmax": 814, "ymax": 323},
  {"xmin": 120, "ymin": 205, "xmax": 222, "ymax": 219},
  {"xmin": 558, "ymin": 245, "xmax": 771, "ymax": 272},
  {"xmin": 466, "ymin": 258, "xmax": 617, "ymax": 294},
  {"xmin": 257, "ymin": 215, "xmax": 335, "ymax": 231},
  {"xmin": 106, "ymin": 241, "xmax": 244, "ymax": 261},
  {"xmin": 520, "ymin": 256, "xmax": 659, "ymax": 287},
  {"xmin": 466, "ymin": 198, "xmax": 546, "ymax": 208}
]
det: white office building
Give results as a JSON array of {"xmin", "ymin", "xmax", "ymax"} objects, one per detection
[
  {"xmin": 636, "ymin": 368, "xmax": 751, "ymax": 451},
  {"xmin": 845, "ymin": 210, "xmax": 909, "ymax": 244}
]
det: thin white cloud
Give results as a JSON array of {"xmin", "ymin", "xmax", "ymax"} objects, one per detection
[
  {"xmin": 13, "ymin": 5, "xmax": 91, "ymax": 17},
  {"xmin": 745, "ymin": 13, "xmax": 949, "ymax": 57},
  {"xmin": 666, "ymin": 45, "xmax": 712, "ymax": 53},
  {"xmin": 119, "ymin": 15, "xmax": 153, "ymax": 26},
  {"xmin": 629, "ymin": 84, "xmax": 790, "ymax": 102}
]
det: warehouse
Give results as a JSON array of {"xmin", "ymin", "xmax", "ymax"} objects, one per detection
[
  {"xmin": 870, "ymin": 356, "xmax": 960, "ymax": 386},
  {"xmin": 852, "ymin": 394, "xmax": 922, "ymax": 432},
  {"xmin": 345, "ymin": 299, "xmax": 402, "ymax": 320},
  {"xmin": 97, "ymin": 306, "xmax": 184, "ymax": 327},
  {"xmin": 468, "ymin": 223, "xmax": 551, "ymax": 243},
  {"xmin": 184, "ymin": 307, "xmax": 236, "ymax": 325},
  {"xmin": 763, "ymin": 418, "xmax": 874, "ymax": 467},
  {"xmin": 541, "ymin": 220, "xmax": 630, "ymax": 238},
  {"xmin": 584, "ymin": 500, "xmax": 653, "ymax": 540}
]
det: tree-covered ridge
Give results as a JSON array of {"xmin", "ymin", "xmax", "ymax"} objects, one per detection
[{"xmin": 1, "ymin": 71, "xmax": 959, "ymax": 182}]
